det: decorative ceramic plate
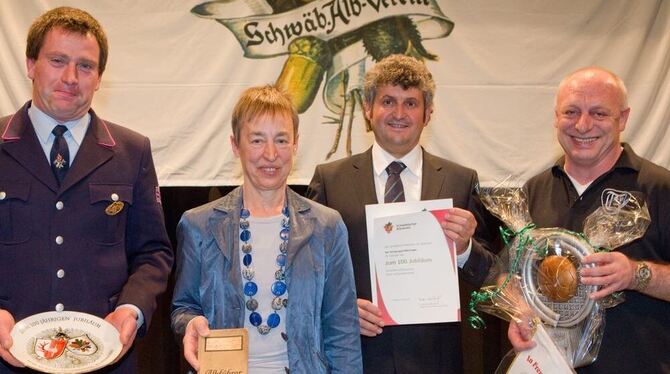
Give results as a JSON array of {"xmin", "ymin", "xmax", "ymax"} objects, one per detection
[{"xmin": 10, "ymin": 311, "xmax": 122, "ymax": 373}]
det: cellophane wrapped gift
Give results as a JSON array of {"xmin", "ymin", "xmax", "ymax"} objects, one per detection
[{"xmin": 468, "ymin": 183, "xmax": 650, "ymax": 369}]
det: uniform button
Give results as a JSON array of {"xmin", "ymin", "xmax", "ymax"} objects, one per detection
[
  {"xmin": 57, "ymin": 269, "xmax": 65, "ymax": 278},
  {"xmin": 0, "ymin": 191, "xmax": 5, "ymax": 200},
  {"xmin": 55, "ymin": 303, "xmax": 64, "ymax": 312},
  {"xmin": 56, "ymin": 201, "xmax": 64, "ymax": 210},
  {"xmin": 55, "ymin": 236, "xmax": 64, "ymax": 245},
  {"xmin": 111, "ymin": 193, "xmax": 119, "ymax": 201}
]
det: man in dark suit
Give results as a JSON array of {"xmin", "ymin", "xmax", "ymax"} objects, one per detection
[
  {"xmin": 307, "ymin": 54, "xmax": 497, "ymax": 373},
  {"xmin": 0, "ymin": 7, "xmax": 173, "ymax": 372}
]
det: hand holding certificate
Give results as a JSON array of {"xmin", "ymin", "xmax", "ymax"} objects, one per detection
[{"xmin": 366, "ymin": 199, "xmax": 461, "ymax": 325}]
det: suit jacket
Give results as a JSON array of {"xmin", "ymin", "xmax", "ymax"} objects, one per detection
[
  {"xmin": 307, "ymin": 147, "xmax": 498, "ymax": 373},
  {"xmin": 0, "ymin": 102, "xmax": 173, "ymax": 373}
]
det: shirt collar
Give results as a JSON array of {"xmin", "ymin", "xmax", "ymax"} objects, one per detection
[
  {"xmin": 552, "ymin": 143, "xmax": 642, "ymax": 178},
  {"xmin": 372, "ymin": 141, "xmax": 423, "ymax": 178},
  {"xmin": 28, "ymin": 104, "xmax": 90, "ymax": 148}
]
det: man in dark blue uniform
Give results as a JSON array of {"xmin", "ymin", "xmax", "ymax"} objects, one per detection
[{"xmin": 0, "ymin": 7, "xmax": 173, "ymax": 373}]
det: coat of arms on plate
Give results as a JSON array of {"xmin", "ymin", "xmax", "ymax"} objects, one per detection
[{"xmin": 33, "ymin": 328, "xmax": 100, "ymax": 366}]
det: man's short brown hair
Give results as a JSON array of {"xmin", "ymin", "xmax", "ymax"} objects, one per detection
[
  {"xmin": 26, "ymin": 6, "xmax": 109, "ymax": 75},
  {"xmin": 364, "ymin": 54, "xmax": 436, "ymax": 108}
]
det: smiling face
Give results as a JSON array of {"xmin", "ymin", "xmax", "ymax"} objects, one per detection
[
  {"xmin": 554, "ymin": 69, "xmax": 629, "ymax": 180},
  {"xmin": 231, "ymin": 113, "xmax": 297, "ymax": 196},
  {"xmin": 364, "ymin": 84, "xmax": 433, "ymax": 158},
  {"xmin": 27, "ymin": 27, "xmax": 101, "ymax": 122}
]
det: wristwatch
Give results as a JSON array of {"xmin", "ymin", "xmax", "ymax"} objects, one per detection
[{"xmin": 631, "ymin": 261, "xmax": 652, "ymax": 291}]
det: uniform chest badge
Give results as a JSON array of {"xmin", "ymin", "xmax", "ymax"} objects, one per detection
[{"xmin": 105, "ymin": 201, "xmax": 124, "ymax": 216}]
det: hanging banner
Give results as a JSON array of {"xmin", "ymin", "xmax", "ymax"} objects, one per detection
[{"xmin": 1, "ymin": 1, "xmax": 668, "ymax": 186}]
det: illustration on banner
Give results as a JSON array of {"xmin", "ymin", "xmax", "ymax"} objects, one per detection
[{"xmin": 192, "ymin": 0, "xmax": 454, "ymax": 158}]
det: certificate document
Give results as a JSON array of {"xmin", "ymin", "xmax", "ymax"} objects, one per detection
[{"xmin": 366, "ymin": 199, "xmax": 460, "ymax": 325}]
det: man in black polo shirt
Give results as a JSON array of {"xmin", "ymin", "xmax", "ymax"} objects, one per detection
[{"xmin": 508, "ymin": 67, "xmax": 670, "ymax": 373}]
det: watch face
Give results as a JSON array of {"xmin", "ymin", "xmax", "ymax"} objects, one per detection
[{"xmin": 639, "ymin": 266, "xmax": 651, "ymax": 279}]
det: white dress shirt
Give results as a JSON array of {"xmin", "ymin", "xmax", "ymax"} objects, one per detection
[
  {"xmin": 370, "ymin": 141, "xmax": 472, "ymax": 267},
  {"xmin": 28, "ymin": 104, "xmax": 89, "ymax": 164},
  {"xmin": 371, "ymin": 141, "xmax": 423, "ymax": 203}
]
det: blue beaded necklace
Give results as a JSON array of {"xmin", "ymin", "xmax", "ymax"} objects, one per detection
[{"xmin": 239, "ymin": 204, "xmax": 289, "ymax": 335}]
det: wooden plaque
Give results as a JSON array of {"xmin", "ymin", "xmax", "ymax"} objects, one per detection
[{"xmin": 198, "ymin": 328, "xmax": 248, "ymax": 374}]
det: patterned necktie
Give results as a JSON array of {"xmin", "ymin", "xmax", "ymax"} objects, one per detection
[
  {"xmin": 50, "ymin": 125, "xmax": 70, "ymax": 185},
  {"xmin": 384, "ymin": 161, "xmax": 407, "ymax": 203}
]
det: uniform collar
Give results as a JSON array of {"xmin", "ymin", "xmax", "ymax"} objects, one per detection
[
  {"xmin": 28, "ymin": 103, "xmax": 89, "ymax": 148},
  {"xmin": 2, "ymin": 101, "xmax": 116, "ymax": 148}
]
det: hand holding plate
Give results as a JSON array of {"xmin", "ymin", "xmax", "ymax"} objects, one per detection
[
  {"xmin": 0, "ymin": 310, "xmax": 23, "ymax": 367},
  {"xmin": 105, "ymin": 308, "xmax": 137, "ymax": 363}
]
